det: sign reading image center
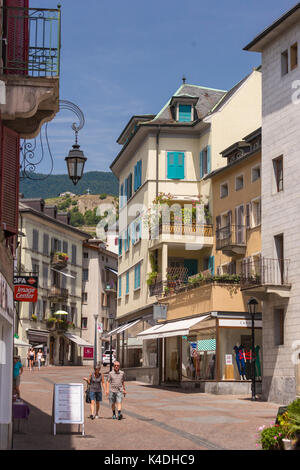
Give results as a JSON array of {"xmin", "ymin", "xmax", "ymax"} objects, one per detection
[{"xmin": 13, "ymin": 276, "xmax": 38, "ymax": 302}]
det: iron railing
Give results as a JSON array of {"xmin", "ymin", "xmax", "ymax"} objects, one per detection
[
  {"xmin": 2, "ymin": 6, "xmax": 61, "ymax": 77},
  {"xmin": 216, "ymin": 225, "xmax": 246, "ymax": 250},
  {"xmin": 48, "ymin": 286, "xmax": 69, "ymax": 300},
  {"xmin": 240, "ymin": 257, "xmax": 290, "ymax": 289},
  {"xmin": 150, "ymin": 222, "xmax": 213, "ymax": 240}
]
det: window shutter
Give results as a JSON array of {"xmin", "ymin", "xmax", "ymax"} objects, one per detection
[
  {"xmin": 126, "ymin": 271, "xmax": 129, "ymax": 294},
  {"xmin": 134, "ymin": 165, "xmax": 137, "ymax": 192},
  {"xmin": 137, "ymin": 160, "xmax": 142, "ymax": 188},
  {"xmin": 0, "ymin": 125, "xmax": 20, "ymax": 234},
  {"xmin": 200, "ymin": 151, "xmax": 204, "ymax": 179},
  {"xmin": 208, "ymin": 256, "xmax": 215, "ymax": 276},
  {"xmin": 5, "ymin": 0, "xmax": 29, "ymax": 75},
  {"xmin": 216, "ymin": 215, "xmax": 221, "ymax": 239},
  {"xmin": 207, "ymin": 145, "xmax": 211, "ymax": 174},
  {"xmin": 63, "ymin": 241, "xmax": 68, "ymax": 254},
  {"xmin": 167, "ymin": 152, "xmax": 176, "ymax": 179},
  {"xmin": 176, "ymin": 152, "xmax": 185, "ymax": 179},
  {"xmin": 118, "ymin": 236, "xmax": 122, "ymax": 256},
  {"xmin": 178, "ymin": 104, "xmax": 192, "ymax": 122},
  {"xmin": 118, "ymin": 276, "xmax": 122, "ymax": 298},
  {"xmin": 128, "ymin": 173, "xmax": 132, "ymax": 199}
]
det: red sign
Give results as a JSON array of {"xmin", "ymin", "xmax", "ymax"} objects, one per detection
[
  {"xmin": 83, "ymin": 347, "xmax": 94, "ymax": 359},
  {"xmin": 13, "ymin": 276, "xmax": 38, "ymax": 302}
]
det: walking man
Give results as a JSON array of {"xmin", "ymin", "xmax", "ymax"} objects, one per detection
[
  {"xmin": 13, "ymin": 356, "xmax": 23, "ymax": 399},
  {"xmin": 106, "ymin": 361, "xmax": 126, "ymax": 420}
]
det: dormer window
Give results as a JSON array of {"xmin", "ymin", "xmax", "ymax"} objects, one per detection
[{"xmin": 178, "ymin": 104, "xmax": 192, "ymax": 122}]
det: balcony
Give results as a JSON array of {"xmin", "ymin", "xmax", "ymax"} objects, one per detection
[
  {"xmin": 240, "ymin": 257, "xmax": 291, "ymax": 298},
  {"xmin": 1, "ymin": 5, "xmax": 61, "ymax": 137},
  {"xmin": 48, "ymin": 286, "xmax": 68, "ymax": 302},
  {"xmin": 149, "ymin": 222, "xmax": 213, "ymax": 249},
  {"xmin": 51, "ymin": 252, "xmax": 68, "ymax": 270},
  {"xmin": 104, "ymin": 281, "xmax": 117, "ymax": 295},
  {"xmin": 216, "ymin": 225, "xmax": 246, "ymax": 256}
]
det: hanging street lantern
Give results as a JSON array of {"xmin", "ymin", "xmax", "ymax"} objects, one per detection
[{"xmin": 65, "ymin": 138, "xmax": 87, "ymax": 185}]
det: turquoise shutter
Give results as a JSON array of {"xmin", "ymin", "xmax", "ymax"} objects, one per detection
[
  {"xmin": 118, "ymin": 236, "xmax": 122, "ymax": 256},
  {"xmin": 137, "ymin": 263, "xmax": 141, "ymax": 288},
  {"xmin": 176, "ymin": 152, "xmax": 185, "ymax": 179},
  {"xmin": 208, "ymin": 256, "xmax": 215, "ymax": 276},
  {"xmin": 138, "ymin": 160, "xmax": 142, "ymax": 188},
  {"xmin": 132, "ymin": 223, "xmax": 135, "ymax": 245},
  {"xmin": 118, "ymin": 276, "xmax": 122, "ymax": 297},
  {"xmin": 178, "ymin": 105, "xmax": 192, "ymax": 122},
  {"xmin": 207, "ymin": 145, "xmax": 211, "ymax": 174},
  {"xmin": 167, "ymin": 152, "xmax": 176, "ymax": 179},
  {"xmin": 126, "ymin": 271, "xmax": 129, "ymax": 294},
  {"xmin": 200, "ymin": 151, "xmax": 204, "ymax": 179},
  {"xmin": 134, "ymin": 165, "xmax": 137, "ymax": 192},
  {"xmin": 124, "ymin": 177, "xmax": 128, "ymax": 202},
  {"xmin": 128, "ymin": 225, "xmax": 131, "ymax": 248}
]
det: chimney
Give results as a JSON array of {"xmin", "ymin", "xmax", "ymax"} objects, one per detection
[
  {"xmin": 44, "ymin": 205, "xmax": 57, "ymax": 219},
  {"xmin": 21, "ymin": 198, "xmax": 45, "ymax": 213},
  {"xmin": 56, "ymin": 212, "xmax": 71, "ymax": 225}
]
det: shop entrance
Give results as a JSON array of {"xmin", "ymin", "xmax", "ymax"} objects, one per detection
[
  {"xmin": 164, "ymin": 336, "xmax": 180, "ymax": 383},
  {"xmin": 49, "ymin": 336, "xmax": 55, "ymax": 365},
  {"xmin": 59, "ymin": 337, "xmax": 65, "ymax": 366}
]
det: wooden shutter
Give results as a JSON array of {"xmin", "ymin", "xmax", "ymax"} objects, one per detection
[
  {"xmin": 178, "ymin": 105, "xmax": 191, "ymax": 122},
  {"xmin": 207, "ymin": 145, "xmax": 211, "ymax": 174},
  {"xmin": 137, "ymin": 160, "xmax": 142, "ymax": 188},
  {"xmin": 216, "ymin": 215, "xmax": 221, "ymax": 240},
  {"xmin": 5, "ymin": 0, "xmax": 29, "ymax": 75},
  {"xmin": 200, "ymin": 151, "xmax": 204, "ymax": 179},
  {"xmin": 167, "ymin": 152, "xmax": 176, "ymax": 179},
  {"xmin": 176, "ymin": 152, "xmax": 185, "ymax": 179},
  {"xmin": 208, "ymin": 256, "xmax": 215, "ymax": 276},
  {"xmin": 0, "ymin": 125, "xmax": 20, "ymax": 234}
]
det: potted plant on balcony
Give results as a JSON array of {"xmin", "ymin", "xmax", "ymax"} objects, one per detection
[
  {"xmin": 31, "ymin": 314, "xmax": 37, "ymax": 322},
  {"xmin": 46, "ymin": 317, "xmax": 57, "ymax": 329}
]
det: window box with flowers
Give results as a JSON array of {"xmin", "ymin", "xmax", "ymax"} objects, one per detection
[{"xmin": 51, "ymin": 252, "xmax": 69, "ymax": 270}]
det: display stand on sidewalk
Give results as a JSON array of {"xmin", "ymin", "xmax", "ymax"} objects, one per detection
[{"xmin": 52, "ymin": 383, "xmax": 85, "ymax": 436}]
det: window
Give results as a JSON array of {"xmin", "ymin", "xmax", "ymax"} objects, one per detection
[
  {"xmin": 32, "ymin": 229, "xmax": 39, "ymax": 252},
  {"xmin": 246, "ymin": 203, "xmax": 251, "ymax": 229},
  {"xmin": 83, "ymin": 269, "xmax": 89, "ymax": 282},
  {"xmin": 42, "ymin": 264, "xmax": 48, "ymax": 288},
  {"xmin": 273, "ymin": 156, "xmax": 283, "ymax": 192},
  {"xmin": 132, "ymin": 218, "xmax": 142, "ymax": 245},
  {"xmin": 32, "ymin": 259, "xmax": 39, "ymax": 276},
  {"xmin": 71, "ymin": 245, "xmax": 77, "ymax": 265},
  {"xmin": 251, "ymin": 165, "xmax": 261, "ymax": 183},
  {"xmin": 281, "ymin": 50, "xmax": 288, "ymax": 76},
  {"xmin": 291, "ymin": 43, "xmax": 298, "ymax": 71},
  {"xmin": 220, "ymin": 182, "xmax": 229, "ymax": 199},
  {"xmin": 126, "ymin": 271, "xmax": 129, "ymax": 294},
  {"xmin": 167, "ymin": 152, "xmax": 185, "ymax": 179},
  {"xmin": 62, "ymin": 241, "xmax": 68, "ymax": 255},
  {"xmin": 127, "ymin": 173, "xmax": 133, "ymax": 199},
  {"xmin": 178, "ymin": 104, "xmax": 192, "ymax": 122},
  {"xmin": 82, "ymin": 292, "xmax": 88, "ymax": 303},
  {"xmin": 134, "ymin": 263, "xmax": 141, "ymax": 290},
  {"xmin": 83, "ymin": 252, "xmax": 89, "ymax": 259},
  {"xmin": 43, "ymin": 234, "xmax": 49, "ymax": 256},
  {"xmin": 70, "ymin": 271, "xmax": 76, "ymax": 295},
  {"xmin": 235, "ymin": 175, "xmax": 244, "ymax": 191},
  {"xmin": 200, "ymin": 146, "xmax": 211, "ymax": 178},
  {"xmin": 252, "ymin": 199, "xmax": 261, "ymax": 227},
  {"xmin": 61, "ymin": 271, "xmax": 67, "ymax": 289},
  {"xmin": 274, "ymin": 308, "xmax": 284, "ymax": 346},
  {"xmin": 81, "ymin": 317, "xmax": 88, "ymax": 329},
  {"xmin": 42, "ymin": 300, "xmax": 47, "ymax": 320}
]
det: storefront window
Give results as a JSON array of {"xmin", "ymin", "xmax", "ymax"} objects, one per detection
[
  {"xmin": 219, "ymin": 327, "xmax": 262, "ymax": 381},
  {"xmin": 182, "ymin": 333, "xmax": 216, "ymax": 381},
  {"xmin": 120, "ymin": 316, "xmax": 157, "ymax": 368},
  {"xmin": 165, "ymin": 336, "xmax": 180, "ymax": 382}
]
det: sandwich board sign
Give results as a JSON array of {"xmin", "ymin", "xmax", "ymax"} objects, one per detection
[{"xmin": 52, "ymin": 383, "xmax": 84, "ymax": 436}]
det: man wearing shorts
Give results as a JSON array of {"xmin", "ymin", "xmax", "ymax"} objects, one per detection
[{"xmin": 106, "ymin": 361, "xmax": 126, "ymax": 420}]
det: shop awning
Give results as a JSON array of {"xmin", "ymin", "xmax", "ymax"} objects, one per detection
[
  {"xmin": 105, "ymin": 266, "xmax": 118, "ymax": 276},
  {"xmin": 27, "ymin": 329, "xmax": 49, "ymax": 343},
  {"xmin": 14, "ymin": 338, "xmax": 32, "ymax": 348},
  {"xmin": 104, "ymin": 319, "xmax": 141, "ymax": 338},
  {"xmin": 137, "ymin": 315, "xmax": 210, "ymax": 340},
  {"xmin": 64, "ymin": 333, "xmax": 93, "ymax": 348}
]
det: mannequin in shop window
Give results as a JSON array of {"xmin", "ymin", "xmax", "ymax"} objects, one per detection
[{"xmin": 233, "ymin": 344, "xmax": 247, "ymax": 380}]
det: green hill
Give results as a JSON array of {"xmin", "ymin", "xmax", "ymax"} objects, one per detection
[{"xmin": 19, "ymin": 171, "xmax": 119, "ymax": 199}]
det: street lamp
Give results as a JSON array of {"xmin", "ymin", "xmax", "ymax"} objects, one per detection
[
  {"xmin": 65, "ymin": 136, "xmax": 87, "ymax": 186},
  {"xmin": 93, "ymin": 313, "xmax": 98, "ymax": 368},
  {"xmin": 247, "ymin": 297, "xmax": 259, "ymax": 401}
]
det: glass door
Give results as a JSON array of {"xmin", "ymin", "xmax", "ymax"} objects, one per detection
[{"xmin": 165, "ymin": 336, "xmax": 180, "ymax": 383}]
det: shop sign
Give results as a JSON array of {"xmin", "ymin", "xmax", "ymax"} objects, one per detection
[
  {"xmin": 154, "ymin": 304, "xmax": 168, "ymax": 320},
  {"xmin": 53, "ymin": 383, "xmax": 84, "ymax": 436},
  {"xmin": 0, "ymin": 271, "xmax": 14, "ymax": 317},
  {"xmin": 13, "ymin": 276, "xmax": 38, "ymax": 302},
  {"xmin": 83, "ymin": 347, "xmax": 94, "ymax": 359},
  {"xmin": 225, "ymin": 354, "xmax": 233, "ymax": 365},
  {"xmin": 219, "ymin": 319, "xmax": 262, "ymax": 328}
]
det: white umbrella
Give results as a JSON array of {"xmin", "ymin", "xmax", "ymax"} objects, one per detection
[
  {"xmin": 54, "ymin": 311, "xmax": 68, "ymax": 316},
  {"xmin": 33, "ymin": 344, "xmax": 44, "ymax": 349}
]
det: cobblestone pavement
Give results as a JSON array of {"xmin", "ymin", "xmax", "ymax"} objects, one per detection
[{"xmin": 12, "ymin": 366, "xmax": 281, "ymax": 451}]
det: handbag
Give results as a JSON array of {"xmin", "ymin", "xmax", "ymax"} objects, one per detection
[{"xmin": 85, "ymin": 385, "xmax": 91, "ymax": 404}]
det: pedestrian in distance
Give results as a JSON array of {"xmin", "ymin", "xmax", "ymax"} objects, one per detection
[
  {"xmin": 106, "ymin": 361, "xmax": 126, "ymax": 420},
  {"xmin": 83, "ymin": 364, "xmax": 105, "ymax": 420},
  {"xmin": 28, "ymin": 347, "xmax": 35, "ymax": 371},
  {"xmin": 37, "ymin": 349, "xmax": 43, "ymax": 371},
  {"xmin": 13, "ymin": 356, "xmax": 23, "ymax": 400}
]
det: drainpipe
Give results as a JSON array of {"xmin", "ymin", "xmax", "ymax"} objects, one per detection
[{"xmin": 156, "ymin": 127, "xmax": 160, "ymax": 198}]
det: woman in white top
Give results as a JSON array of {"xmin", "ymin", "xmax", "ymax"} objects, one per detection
[{"xmin": 37, "ymin": 349, "xmax": 43, "ymax": 370}]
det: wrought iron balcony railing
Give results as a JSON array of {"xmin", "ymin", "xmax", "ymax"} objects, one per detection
[
  {"xmin": 150, "ymin": 222, "xmax": 213, "ymax": 240},
  {"xmin": 240, "ymin": 257, "xmax": 290, "ymax": 289},
  {"xmin": 216, "ymin": 225, "xmax": 246, "ymax": 251},
  {"xmin": 48, "ymin": 286, "xmax": 69, "ymax": 300},
  {"xmin": 2, "ymin": 5, "xmax": 61, "ymax": 77}
]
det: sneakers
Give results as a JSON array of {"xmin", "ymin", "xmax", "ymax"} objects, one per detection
[
  {"xmin": 118, "ymin": 413, "xmax": 123, "ymax": 420},
  {"xmin": 95, "ymin": 415, "xmax": 99, "ymax": 419},
  {"xmin": 112, "ymin": 414, "xmax": 117, "ymax": 420},
  {"xmin": 89, "ymin": 414, "xmax": 95, "ymax": 420}
]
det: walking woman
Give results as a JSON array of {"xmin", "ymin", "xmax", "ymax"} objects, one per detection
[
  {"xmin": 83, "ymin": 364, "xmax": 105, "ymax": 420},
  {"xmin": 37, "ymin": 349, "xmax": 43, "ymax": 371},
  {"xmin": 28, "ymin": 347, "xmax": 35, "ymax": 371}
]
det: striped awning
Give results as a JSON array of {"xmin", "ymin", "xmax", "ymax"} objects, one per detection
[{"xmin": 197, "ymin": 339, "xmax": 216, "ymax": 352}]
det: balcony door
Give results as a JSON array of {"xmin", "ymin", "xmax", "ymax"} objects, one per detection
[
  {"xmin": 235, "ymin": 205, "xmax": 245, "ymax": 245},
  {"xmin": 274, "ymin": 234, "xmax": 284, "ymax": 284}
]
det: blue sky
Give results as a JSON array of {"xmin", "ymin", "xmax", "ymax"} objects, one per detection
[{"xmin": 36, "ymin": 0, "xmax": 297, "ymax": 175}]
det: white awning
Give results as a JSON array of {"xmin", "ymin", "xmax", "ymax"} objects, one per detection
[
  {"xmin": 14, "ymin": 338, "xmax": 32, "ymax": 348},
  {"xmin": 64, "ymin": 333, "xmax": 93, "ymax": 348},
  {"xmin": 104, "ymin": 319, "xmax": 141, "ymax": 338},
  {"xmin": 137, "ymin": 315, "xmax": 210, "ymax": 340}
]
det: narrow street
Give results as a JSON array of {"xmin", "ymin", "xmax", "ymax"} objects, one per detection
[{"xmin": 12, "ymin": 366, "xmax": 280, "ymax": 451}]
